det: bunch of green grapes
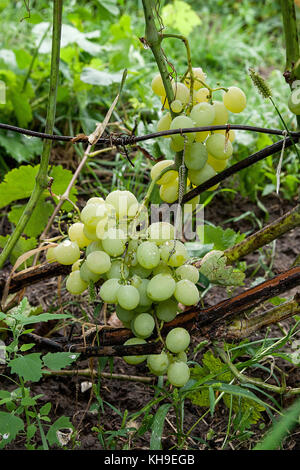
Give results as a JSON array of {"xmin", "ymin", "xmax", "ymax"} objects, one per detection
[
  {"xmin": 48, "ymin": 190, "xmax": 201, "ymax": 388},
  {"xmin": 151, "ymin": 67, "xmax": 247, "ymax": 202}
]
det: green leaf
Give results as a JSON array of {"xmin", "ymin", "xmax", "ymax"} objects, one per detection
[
  {"xmin": 20, "ymin": 343, "xmax": 35, "ymax": 352},
  {"xmin": 0, "ymin": 412, "xmax": 24, "ymax": 447},
  {"xmin": 199, "ymin": 250, "xmax": 245, "ymax": 286},
  {"xmin": 0, "ymin": 164, "xmax": 77, "ymax": 210},
  {"xmin": 254, "ymin": 397, "xmax": 300, "ymax": 450},
  {"xmin": 26, "ymin": 423, "xmax": 37, "ymax": 441},
  {"xmin": 0, "ymin": 235, "xmax": 37, "ymax": 269},
  {"xmin": 20, "ymin": 312, "xmax": 72, "ymax": 325},
  {"xmin": 8, "ymin": 199, "xmax": 54, "ymax": 238},
  {"xmin": 202, "ymin": 224, "xmax": 245, "ymax": 251},
  {"xmin": 9, "ymin": 353, "xmax": 43, "ymax": 382},
  {"xmin": 0, "ymin": 133, "xmax": 42, "ymax": 163},
  {"xmin": 150, "ymin": 404, "xmax": 172, "ymax": 450},
  {"xmin": 39, "ymin": 402, "xmax": 51, "ymax": 416},
  {"xmin": 42, "ymin": 352, "xmax": 80, "ymax": 371},
  {"xmin": 161, "ymin": 0, "xmax": 201, "ymax": 36},
  {"xmin": 46, "ymin": 416, "xmax": 74, "ymax": 447},
  {"xmin": 11, "ymin": 91, "xmax": 33, "ymax": 127},
  {"xmin": 0, "ymin": 165, "xmax": 39, "ymax": 208}
]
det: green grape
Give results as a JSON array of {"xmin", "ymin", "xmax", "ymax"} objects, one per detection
[
  {"xmin": 83, "ymin": 224, "xmax": 98, "ymax": 241},
  {"xmin": 184, "ymin": 67, "xmax": 207, "ymax": 90},
  {"xmin": 152, "ymin": 261, "xmax": 173, "ymax": 277},
  {"xmin": 206, "ymin": 134, "xmax": 233, "ymax": 160},
  {"xmin": 156, "ymin": 299, "xmax": 178, "ymax": 322},
  {"xmin": 165, "ymin": 327, "xmax": 190, "ymax": 353},
  {"xmin": 81, "ymin": 202, "xmax": 109, "ymax": 229},
  {"xmin": 116, "ymin": 305, "xmax": 136, "ymax": 323},
  {"xmin": 107, "ymin": 259, "xmax": 129, "ymax": 280},
  {"xmin": 212, "ymin": 101, "xmax": 229, "ymax": 125},
  {"xmin": 147, "ymin": 274, "xmax": 176, "ymax": 302},
  {"xmin": 147, "ymin": 351, "xmax": 169, "ymax": 376},
  {"xmin": 288, "ymin": 88, "xmax": 300, "ymax": 115},
  {"xmin": 117, "ymin": 285, "xmax": 140, "ymax": 310},
  {"xmin": 66, "ymin": 271, "xmax": 88, "ymax": 295},
  {"xmin": 174, "ymin": 279, "xmax": 200, "ymax": 306},
  {"xmin": 159, "ymin": 178, "xmax": 179, "ymax": 204},
  {"xmin": 86, "ymin": 250, "xmax": 111, "ymax": 274},
  {"xmin": 85, "ymin": 240, "xmax": 103, "ymax": 256},
  {"xmin": 151, "ymin": 74, "xmax": 165, "ymax": 96},
  {"xmin": 187, "ymin": 163, "xmax": 217, "ymax": 188},
  {"xmin": 190, "ymin": 102, "xmax": 215, "ymax": 126},
  {"xmin": 137, "ymin": 241, "xmax": 160, "ymax": 270},
  {"xmin": 170, "ymin": 115, "xmax": 195, "ymax": 147},
  {"xmin": 106, "ymin": 190, "xmax": 138, "ymax": 219},
  {"xmin": 150, "ymin": 160, "xmax": 175, "ymax": 184},
  {"xmin": 195, "ymin": 87, "xmax": 209, "ymax": 103},
  {"xmin": 46, "ymin": 246, "xmax": 56, "ymax": 263},
  {"xmin": 167, "ymin": 361, "xmax": 190, "ymax": 387},
  {"xmin": 86, "ymin": 197, "xmax": 105, "ymax": 205},
  {"xmin": 223, "ymin": 86, "xmax": 246, "ymax": 113},
  {"xmin": 147, "ymin": 222, "xmax": 175, "ymax": 245},
  {"xmin": 53, "ymin": 240, "xmax": 80, "ymax": 265},
  {"xmin": 207, "ymin": 153, "xmax": 228, "ymax": 172},
  {"xmin": 175, "ymin": 264, "xmax": 199, "ymax": 283},
  {"xmin": 99, "ymin": 278, "xmax": 121, "ymax": 303},
  {"xmin": 169, "ymin": 138, "xmax": 185, "ymax": 152},
  {"xmin": 123, "ymin": 337, "xmax": 147, "ymax": 365},
  {"xmin": 170, "ymin": 99, "xmax": 183, "ymax": 113},
  {"xmin": 160, "ymin": 240, "xmax": 188, "ymax": 267},
  {"xmin": 184, "ymin": 142, "xmax": 208, "ymax": 171},
  {"xmin": 130, "ymin": 263, "xmax": 152, "ymax": 279},
  {"xmin": 131, "ymin": 277, "xmax": 152, "ymax": 308},
  {"xmin": 172, "ymin": 82, "xmax": 190, "ymax": 104},
  {"xmin": 101, "ymin": 228, "xmax": 126, "ymax": 257},
  {"xmin": 79, "ymin": 260, "xmax": 102, "ymax": 283},
  {"xmin": 176, "ymin": 351, "xmax": 187, "ymax": 363},
  {"xmin": 157, "ymin": 112, "xmax": 172, "ymax": 137},
  {"xmin": 133, "ymin": 313, "xmax": 155, "ymax": 339},
  {"xmin": 68, "ymin": 222, "xmax": 91, "ymax": 249}
]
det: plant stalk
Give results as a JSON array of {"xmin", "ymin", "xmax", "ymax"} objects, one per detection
[{"xmin": 0, "ymin": 0, "xmax": 63, "ymax": 270}]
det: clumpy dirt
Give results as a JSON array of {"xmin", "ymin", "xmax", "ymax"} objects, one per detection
[{"xmin": 1, "ymin": 192, "xmax": 300, "ymax": 451}]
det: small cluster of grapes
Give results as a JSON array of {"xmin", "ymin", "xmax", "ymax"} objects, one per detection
[
  {"xmin": 151, "ymin": 67, "xmax": 247, "ymax": 203},
  {"xmin": 47, "ymin": 190, "xmax": 201, "ymax": 387}
]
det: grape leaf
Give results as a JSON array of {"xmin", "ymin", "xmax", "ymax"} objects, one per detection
[
  {"xmin": 0, "ymin": 164, "xmax": 77, "ymax": 210},
  {"xmin": 0, "ymin": 165, "xmax": 39, "ymax": 208},
  {"xmin": 9, "ymin": 353, "xmax": 43, "ymax": 382},
  {"xmin": 161, "ymin": 1, "xmax": 201, "ymax": 36},
  {"xmin": 8, "ymin": 199, "xmax": 54, "ymax": 237},
  {"xmin": 0, "ymin": 412, "xmax": 24, "ymax": 448},
  {"xmin": 199, "ymin": 250, "xmax": 245, "ymax": 286},
  {"xmin": 42, "ymin": 352, "xmax": 80, "ymax": 371},
  {"xmin": 0, "ymin": 235, "xmax": 37, "ymax": 269},
  {"xmin": 202, "ymin": 224, "xmax": 245, "ymax": 251},
  {"xmin": 0, "ymin": 132, "xmax": 42, "ymax": 163}
]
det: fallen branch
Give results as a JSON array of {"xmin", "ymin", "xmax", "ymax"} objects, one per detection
[{"xmin": 18, "ymin": 266, "xmax": 300, "ymax": 357}]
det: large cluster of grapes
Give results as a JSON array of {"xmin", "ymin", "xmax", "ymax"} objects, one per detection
[
  {"xmin": 151, "ymin": 67, "xmax": 247, "ymax": 202},
  {"xmin": 47, "ymin": 190, "xmax": 201, "ymax": 388}
]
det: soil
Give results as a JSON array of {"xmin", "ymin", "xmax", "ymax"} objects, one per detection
[{"xmin": 1, "ymin": 192, "xmax": 300, "ymax": 451}]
